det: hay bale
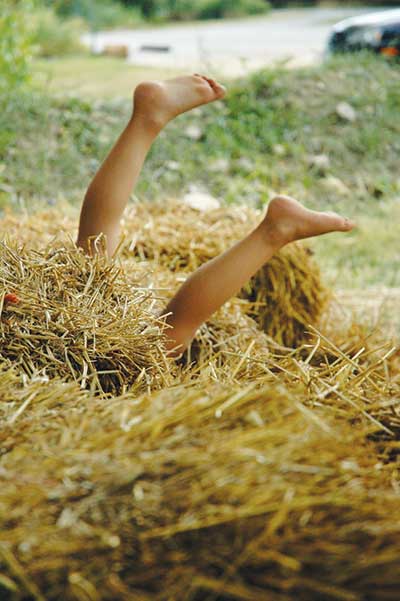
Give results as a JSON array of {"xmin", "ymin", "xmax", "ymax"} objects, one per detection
[
  {"xmin": 123, "ymin": 200, "xmax": 255, "ymax": 270},
  {"xmin": 0, "ymin": 206, "xmax": 76, "ymax": 249},
  {"xmin": 124, "ymin": 200, "xmax": 330, "ymax": 347},
  {"xmin": 241, "ymin": 244, "xmax": 329, "ymax": 347},
  {"xmin": 0, "ymin": 344, "xmax": 399, "ymax": 601},
  {"xmin": 184, "ymin": 299, "xmax": 286, "ymax": 382},
  {"xmin": 1, "ymin": 200, "xmax": 399, "ymax": 601},
  {"xmin": 1, "ymin": 200, "xmax": 329, "ymax": 348},
  {"xmin": 0, "ymin": 240, "xmax": 170, "ymax": 394}
]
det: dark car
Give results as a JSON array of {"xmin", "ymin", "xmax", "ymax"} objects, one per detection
[{"xmin": 327, "ymin": 9, "xmax": 400, "ymax": 58}]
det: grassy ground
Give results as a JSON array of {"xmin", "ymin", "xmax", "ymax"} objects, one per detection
[
  {"xmin": 33, "ymin": 56, "xmax": 182, "ymax": 98},
  {"xmin": 1, "ymin": 53, "xmax": 399, "ymax": 288}
]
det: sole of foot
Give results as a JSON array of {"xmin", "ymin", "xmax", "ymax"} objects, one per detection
[
  {"xmin": 133, "ymin": 74, "xmax": 226, "ymax": 132},
  {"xmin": 263, "ymin": 195, "xmax": 356, "ymax": 246}
]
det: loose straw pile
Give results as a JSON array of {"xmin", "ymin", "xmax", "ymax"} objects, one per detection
[
  {"xmin": 0, "ymin": 240, "xmax": 169, "ymax": 394},
  {"xmin": 0, "ymin": 200, "xmax": 399, "ymax": 601},
  {"xmin": 123, "ymin": 200, "xmax": 330, "ymax": 347},
  {"xmin": 0, "ymin": 333, "xmax": 399, "ymax": 601}
]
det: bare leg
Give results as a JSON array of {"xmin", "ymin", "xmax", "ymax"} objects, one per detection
[
  {"xmin": 75, "ymin": 77, "xmax": 355, "ymax": 357},
  {"xmin": 164, "ymin": 195, "xmax": 355, "ymax": 354},
  {"xmin": 77, "ymin": 74, "xmax": 226, "ymax": 255}
]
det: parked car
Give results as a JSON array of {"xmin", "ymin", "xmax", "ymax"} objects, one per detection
[{"xmin": 327, "ymin": 9, "xmax": 400, "ymax": 58}]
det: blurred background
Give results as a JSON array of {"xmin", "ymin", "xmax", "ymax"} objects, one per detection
[
  {"xmin": 3, "ymin": 1, "xmax": 400, "ymax": 88},
  {"xmin": 78, "ymin": 1, "xmax": 399, "ymax": 74}
]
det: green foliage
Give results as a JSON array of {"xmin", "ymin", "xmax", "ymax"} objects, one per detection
[
  {"xmin": 122, "ymin": 0, "xmax": 269, "ymax": 21},
  {"xmin": 143, "ymin": 54, "xmax": 399, "ymax": 214},
  {"xmin": 268, "ymin": 0, "xmax": 400, "ymax": 5},
  {"xmin": 30, "ymin": 9, "xmax": 86, "ymax": 57},
  {"xmin": 49, "ymin": 0, "xmax": 142, "ymax": 29},
  {"xmin": 0, "ymin": 1, "xmax": 87, "ymax": 69},
  {"xmin": 198, "ymin": 0, "xmax": 268, "ymax": 19},
  {"xmin": 3, "ymin": 54, "xmax": 399, "ymax": 212},
  {"xmin": 160, "ymin": 0, "xmax": 199, "ymax": 20},
  {"xmin": 0, "ymin": 88, "xmax": 127, "ymax": 206},
  {"xmin": 0, "ymin": 1, "xmax": 35, "ymax": 91}
]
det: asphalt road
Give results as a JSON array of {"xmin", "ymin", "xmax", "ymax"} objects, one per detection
[{"xmin": 83, "ymin": 7, "xmax": 386, "ymax": 75}]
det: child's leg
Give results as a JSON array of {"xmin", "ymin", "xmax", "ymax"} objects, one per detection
[
  {"xmin": 77, "ymin": 75, "xmax": 226, "ymax": 255},
  {"xmin": 163, "ymin": 195, "xmax": 355, "ymax": 354}
]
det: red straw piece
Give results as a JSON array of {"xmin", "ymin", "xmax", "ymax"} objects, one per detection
[{"xmin": 4, "ymin": 293, "xmax": 20, "ymax": 305}]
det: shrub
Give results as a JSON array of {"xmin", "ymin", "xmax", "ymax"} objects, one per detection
[
  {"xmin": 50, "ymin": 0, "xmax": 142, "ymax": 29},
  {"xmin": 198, "ymin": 0, "xmax": 269, "ymax": 19},
  {"xmin": 30, "ymin": 9, "xmax": 86, "ymax": 57},
  {"xmin": 162, "ymin": 0, "xmax": 199, "ymax": 21},
  {"xmin": 123, "ymin": 0, "xmax": 269, "ymax": 22},
  {"xmin": 0, "ymin": 1, "xmax": 35, "ymax": 91}
]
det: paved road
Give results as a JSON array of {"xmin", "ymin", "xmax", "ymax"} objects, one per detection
[{"xmin": 83, "ymin": 7, "xmax": 386, "ymax": 75}]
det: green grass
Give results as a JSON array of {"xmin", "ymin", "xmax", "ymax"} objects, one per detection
[
  {"xmin": 1, "ymin": 53, "xmax": 399, "ymax": 288},
  {"xmin": 33, "ymin": 56, "xmax": 183, "ymax": 98},
  {"xmin": 143, "ymin": 54, "xmax": 399, "ymax": 217},
  {"xmin": 311, "ymin": 198, "xmax": 400, "ymax": 288}
]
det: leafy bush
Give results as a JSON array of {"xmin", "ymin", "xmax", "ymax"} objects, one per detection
[
  {"xmin": 160, "ymin": 0, "xmax": 198, "ymax": 21},
  {"xmin": 198, "ymin": 0, "xmax": 269, "ymax": 19},
  {"xmin": 123, "ymin": 0, "xmax": 269, "ymax": 21},
  {"xmin": 0, "ymin": 1, "xmax": 86, "ymax": 66},
  {"xmin": 31, "ymin": 9, "xmax": 86, "ymax": 57},
  {"xmin": 49, "ymin": 0, "xmax": 142, "ymax": 29},
  {"xmin": 0, "ymin": 1, "xmax": 35, "ymax": 91}
]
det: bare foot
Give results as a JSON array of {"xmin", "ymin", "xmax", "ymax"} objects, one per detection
[
  {"xmin": 261, "ymin": 195, "xmax": 356, "ymax": 247},
  {"xmin": 133, "ymin": 74, "xmax": 226, "ymax": 132}
]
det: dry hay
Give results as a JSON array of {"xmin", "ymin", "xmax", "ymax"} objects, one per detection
[
  {"xmin": 0, "ymin": 240, "xmax": 169, "ymax": 395},
  {"xmin": 1, "ymin": 200, "xmax": 329, "ymax": 348},
  {"xmin": 123, "ymin": 200, "xmax": 330, "ymax": 348},
  {"xmin": 240, "ymin": 244, "xmax": 328, "ymax": 347},
  {"xmin": 0, "ymin": 332, "xmax": 399, "ymax": 601},
  {"xmin": 0, "ymin": 201, "xmax": 399, "ymax": 601}
]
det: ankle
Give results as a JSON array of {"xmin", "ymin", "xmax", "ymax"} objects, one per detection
[
  {"xmin": 254, "ymin": 221, "xmax": 287, "ymax": 255},
  {"xmin": 264, "ymin": 222, "xmax": 293, "ymax": 248},
  {"xmin": 129, "ymin": 111, "xmax": 165, "ymax": 138},
  {"xmin": 132, "ymin": 81, "xmax": 171, "ymax": 135}
]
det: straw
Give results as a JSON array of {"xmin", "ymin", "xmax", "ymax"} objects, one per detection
[
  {"xmin": 0, "ymin": 239, "xmax": 171, "ymax": 394},
  {"xmin": 0, "ymin": 200, "xmax": 399, "ymax": 601}
]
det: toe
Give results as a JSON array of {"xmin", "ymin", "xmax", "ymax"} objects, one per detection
[
  {"xmin": 331, "ymin": 215, "xmax": 355, "ymax": 233},
  {"xmin": 194, "ymin": 74, "xmax": 226, "ymax": 98},
  {"xmin": 209, "ymin": 80, "xmax": 226, "ymax": 98},
  {"xmin": 342, "ymin": 218, "xmax": 356, "ymax": 231},
  {"xmin": 203, "ymin": 76, "xmax": 217, "ymax": 92},
  {"xmin": 215, "ymin": 84, "xmax": 226, "ymax": 98},
  {"xmin": 195, "ymin": 74, "xmax": 212, "ymax": 85},
  {"xmin": 326, "ymin": 211, "xmax": 355, "ymax": 232}
]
